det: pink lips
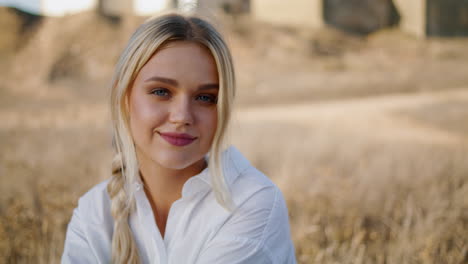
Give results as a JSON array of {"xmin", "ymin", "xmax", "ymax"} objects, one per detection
[{"xmin": 159, "ymin": 132, "xmax": 197, "ymax": 146}]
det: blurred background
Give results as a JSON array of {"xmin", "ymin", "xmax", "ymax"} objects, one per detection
[{"xmin": 0, "ymin": 0, "xmax": 467, "ymax": 263}]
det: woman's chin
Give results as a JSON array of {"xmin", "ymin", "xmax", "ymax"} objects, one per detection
[{"xmin": 153, "ymin": 153, "xmax": 204, "ymax": 171}]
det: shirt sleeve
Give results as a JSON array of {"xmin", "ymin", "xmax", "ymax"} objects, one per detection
[
  {"xmin": 196, "ymin": 235, "xmax": 270, "ymax": 264},
  {"xmin": 61, "ymin": 203, "xmax": 98, "ymax": 264},
  {"xmin": 196, "ymin": 187, "xmax": 297, "ymax": 264}
]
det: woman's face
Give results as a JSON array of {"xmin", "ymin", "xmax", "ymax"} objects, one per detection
[{"xmin": 128, "ymin": 41, "xmax": 219, "ymax": 171}]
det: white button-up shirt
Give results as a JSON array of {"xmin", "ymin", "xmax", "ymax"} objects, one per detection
[{"xmin": 62, "ymin": 146, "xmax": 296, "ymax": 263}]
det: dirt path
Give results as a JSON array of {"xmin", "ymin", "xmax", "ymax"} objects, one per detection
[
  {"xmin": 1, "ymin": 88, "xmax": 467, "ymax": 147},
  {"xmin": 234, "ymin": 88, "xmax": 468, "ymax": 146}
]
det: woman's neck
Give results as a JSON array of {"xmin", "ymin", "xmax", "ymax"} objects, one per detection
[{"xmin": 137, "ymin": 157, "xmax": 207, "ymax": 237}]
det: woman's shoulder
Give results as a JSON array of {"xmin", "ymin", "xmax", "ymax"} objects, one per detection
[
  {"xmin": 224, "ymin": 146, "xmax": 279, "ymax": 201},
  {"xmin": 74, "ymin": 178, "xmax": 113, "ymax": 224},
  {"xmin": 226, "ymin": 147, "xmax": 283, "ymax": 211},
  {"xmin": 205, "ymin": 155, "xmax": 295, "ymax": 262},
  {"xmin": 79, "ymin": 178, "xmax": 111, "ymax": 204},
  {"xmin": 224, "ymin": 148, "xmax": 291, "ymax": 234},
  {"xmin": 232, "ymin": 166, "xmax": 278, "ymax": 203},
  {"xmin": 62, "ymin": 179, "xmax": 114, "ymax": 263},
  {"xmin": 231, "ymin": 165, "xmax": 289, "ymax": 223}
]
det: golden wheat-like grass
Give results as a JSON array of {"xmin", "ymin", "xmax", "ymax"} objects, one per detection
[
  {"xmin": 1, "ymin": 8, "xmax": 468, "ymax": 264},
  {"xmin": 1, "ymin": 120, "xmax": 467, "ymax": 264}
]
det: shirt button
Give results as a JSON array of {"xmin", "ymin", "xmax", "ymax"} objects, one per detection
[{"xmin": 134, "ymin": 182, "xmax": 141, "ymax": 191}]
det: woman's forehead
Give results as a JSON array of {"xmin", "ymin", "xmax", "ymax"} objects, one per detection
[
  {"xmin": 156, "ymin": 40, "xmax": 211, "ymax": 57},
  {"xmin": 135, "ymin": 40, "xmax": 219, "ymax": 84}
]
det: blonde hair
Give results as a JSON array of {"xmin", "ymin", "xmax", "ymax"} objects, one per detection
[{"xmin": 107, "ymin": 13, "xmax": 236, "ymax": 263}]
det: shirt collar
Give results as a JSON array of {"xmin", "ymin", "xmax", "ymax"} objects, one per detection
[
  {"xmin": 181, "ymin": 145, "xmax": 250, "ymax": 198},
  {"xmin": 198, "ymin": 145, "xmax": 251, "ymax": 186},
  {"xmin": 133, "ymin": 145, "xmax": 251, "ymax": 197}
]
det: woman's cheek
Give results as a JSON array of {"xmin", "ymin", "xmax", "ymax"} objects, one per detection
[
  {"xmin": 143, "ymin": 105, "xmax": 166, "ymax": 132},
  {"xmin": 199, "ymin": 108, "xmax": 218, "ymax": 138},
  {"xmin": 130, "ymin": 97, "xmax": 164, "ymax": 139}
]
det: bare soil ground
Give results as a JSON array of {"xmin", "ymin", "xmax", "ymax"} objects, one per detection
[{"xmin": 0, "ymin": 8, "xmax": 467, "ymax": 263}]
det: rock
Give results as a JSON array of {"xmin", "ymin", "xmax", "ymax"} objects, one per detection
[{"xmin": 324, "ymin": 0, "xmax": 400, "ymax": 34}]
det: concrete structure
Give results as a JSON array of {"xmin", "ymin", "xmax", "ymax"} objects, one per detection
[
  {"xmin": 394, "ymin": 0, "xmax": 427, "ymax": 37},
  {"xmin": 252, "ymin": 0, "xmax": 323, "ymax": 28},
  {"xmin": 0, "ymin": 0, "xmax": 178, "ymax": 16},
  {"xmin": 395, "ymin": 0, "xmax": 468, "ymax": 37},
  {"xmin": 252, "ymin": 0, "xmax": 468, "ymax": 37},
  {"xmin": 324, "ymin": 0, "xmax": 399, "ymax": 34},
  {"xmin": 251, "ymin": 0, "xmax": 395, "ymax": 32},
  {"xmin": 100, "ymin": 0, "xmax": 174, "ymax": 16},
  {"xmin": 0, "ymin": 0, "xmax": 97, "ymax": 16},
  {"xmin": 427, "ymin": 0, "xmax": 468, "ymax": 36},
  {"xmin": 197, "ymin": 0, "xmax": 250, "ymax": 14}
]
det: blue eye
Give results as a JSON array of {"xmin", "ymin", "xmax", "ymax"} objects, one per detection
[
  {"xmin": 197, "ymin": 94, "xmax": 217, "ymax": 103},
  {"xmin": 151, "ymin": 88, "xmax": 169, "ymax": 97}
]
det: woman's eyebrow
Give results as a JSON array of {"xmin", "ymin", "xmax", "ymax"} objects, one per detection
[
  {"xmin": 198, "ymin": 84, "xmax": 219, "ymax": 91},
  {"xmin": 144, "ymin": 76, "xmax": 178, "ymax": 86},
  {"xmin": 144, "ymin": 76, "xmax": 218, "ymax": 90}
]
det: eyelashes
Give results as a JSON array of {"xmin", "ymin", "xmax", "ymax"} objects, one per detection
[
  {"xmin": 196, "ymin": 94, "xmax": 217, "ymax": 104},
  {"xmin": 150, "ymin": 88, "xmax": 218, "ymax": 104},
  {"xmin": 151, "ymin": 88, "xmax": 170, "ymax": 97}
]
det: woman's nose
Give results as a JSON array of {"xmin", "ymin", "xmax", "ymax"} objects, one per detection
[{"xmin": 169, "ymin": 96, "xmax": 194, "ymax": 125}]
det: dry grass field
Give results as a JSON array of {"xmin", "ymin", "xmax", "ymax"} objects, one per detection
[{"xmin": 0, "ymin": 8, "xmax": 467, "ymax": 264}]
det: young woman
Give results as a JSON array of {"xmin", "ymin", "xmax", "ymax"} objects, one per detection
[{"xmin": 62, "ymin": 13, "xmax": 296, "ymax": 264}]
